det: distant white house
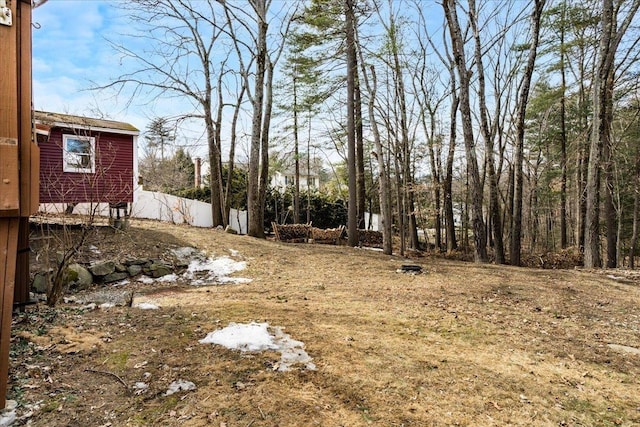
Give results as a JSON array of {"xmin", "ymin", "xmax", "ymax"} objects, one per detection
[
  {"xmin": 271, "ymin": 170, "xmax": 319, "ymax": 191},
  {"xmin": 270, "ymin": 161, "xmax": 322, "ymax": 192}
]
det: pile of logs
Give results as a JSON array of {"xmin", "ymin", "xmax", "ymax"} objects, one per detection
[
  {"xmin": 358, "ymin": 230, "xmax": 383, "ymax": 247},
  {"xmin": 272, "ymin": 222, "xmax": 312, "ymax": 243},
  {"xmin": 311, "ymin": 226, "xmax": 345, "ymax": 245},
  {"xmin": 272, "ymin": 223, "xmax": 383, "ymax": 248}
]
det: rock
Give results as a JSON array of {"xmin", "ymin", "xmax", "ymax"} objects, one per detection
[
  {"xmin": 68, "ymin": 263, "xmax": 93, "ymax": 290},
  {"xmin": 103, "ymin": 272, "xmax": 129, "ymax": 283},
  {"xmin": 62, "ymin": 268, "xmax": 79, "ymax": 287},
  {"xmin": 145, "ymin": 261, "xmax": 173, "ymax": 278},
  {"xmin": 171, "ymin": 247, "xmax": 197, "ymax": 268},
  {"xmin": 89, "ymin": 260, "xmax": 116, "ymax": 277},
  {"xmin": 125, "ymin": 258, "xmax": 149, "ymax": 266},
  {"xmin": 127, "ymin": 264, "xmax": 143, "ymax": 276},
  {"xmin": 115, "ymin": 263, "xmax": 128, "ymax": 273},
  {"xmin": 32, "ymin": 272, "xmax": 50, "ymax": 294}
]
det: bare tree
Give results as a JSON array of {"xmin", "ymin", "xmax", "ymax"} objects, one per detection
[
  {"xmin": 630, "ymin": 140, "xmax": 640, "ymax": 268},
  {"xmin": 357, "ymin": 43, "xmax": 393, "ymax": 254},
  {"xmin": 345, "ymin": 0, "xmax": 359, "ymax": 246},
  {"xmin": 224, "ymin": 0, "xmax": 297, "ymax": 238},
  {"xmin": 443, "ymin": 0, "xmax": 488, "ymax": 262},
  {"xmin": 98, "ymin": 0, "xmax": 232, "ymax": 227},
  {"xmin": 510, "ymin": 0, "xmax": 545, "ymax": 266},
  {"xmin": 413, "ymin": 2, "xmax": 459, "ymax": 252},
  {"xmin": 584, "ymin": 0, "xmax": 640, "ymax": 268}
]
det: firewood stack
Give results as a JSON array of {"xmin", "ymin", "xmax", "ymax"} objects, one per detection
[
  {"xmin": 311, "ymin": 226, "xmax": 345, "ymax": 245},
  {"xmin": 272, "ymin": 222, "xmax": 312, "ymax": 243},
  {"xmin": 358, "ymin": 230, "xmax": 383, "ymax": 247}
]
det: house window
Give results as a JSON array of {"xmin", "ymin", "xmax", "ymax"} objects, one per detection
[
  {"xmin": 63, "ymin": 134, "xmax": 95, "ymax": 173},
  {"xmin": 285, "ymin": 175, "xmax": 294, "ymax": 186},
  {"xmin": 308, "ymin": 177, "xmax": 316, "ymax": 187}
]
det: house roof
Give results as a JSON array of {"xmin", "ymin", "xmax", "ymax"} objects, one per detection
[{"xmin": 34, "ymin": 110, "xmax": 139, "ymax": 136}]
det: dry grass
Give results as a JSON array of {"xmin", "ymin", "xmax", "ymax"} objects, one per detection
[{"xmin": 9, "ymin": 219, "xmax": 640, "ymax": 426}]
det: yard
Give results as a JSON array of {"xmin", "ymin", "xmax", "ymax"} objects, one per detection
[{"xmin": 7, "ymin": 219, "xmax": 640, "ymax": 426}]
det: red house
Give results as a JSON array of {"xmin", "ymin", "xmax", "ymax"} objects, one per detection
[{"xmin": 35, "ymin": 111, "xmax": 139, "ymax": 208}]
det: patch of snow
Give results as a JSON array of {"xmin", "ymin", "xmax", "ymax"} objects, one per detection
[
  {"xmin": 133, "ymin": 252, "xmax": 251, "ymax": 287},
  {"xmin": 164, "ymin": 379, "xmax": 196, "ymax": 396},
  {"xmin": 185, "ymin": 256, "xmax": 251, "ymax": 286},
  {"xmin": 111, "ymin": 279, "xmax": 130, "ymax": 287},
  {"xmin": 199, "ymin": 322, "xmax": 278, "ymax": 351},
  {"xmin": 135, "ymin": 302, "xmax": 160, "ymax": 310},
  {"xmin": 99, "ymin": 303, "xmax": 115, "ymax": 309},
  {"xmin": 156, "ymin": 273, "xmax": 179, "ymax": 283},
  {"xmin": 0, "ymin": 400, "xmax": 17, "ymax": 427},
  {"xmin": 133, "ymin": 382, "xmax": 149, "ymax": 395},
  {"xmin": 217, "ymin": 277, "xmax": 253, "ymax": 285},
  {"xmin": 272, "ymin": 327, "xmax": 316, "ymax": 372},
  {"xmin": 200, "ymin": 322, "xmax": 316, "ymax": 371},
  {"xmin": 188, "ymin": 256, "xmax": 246, "ymax": 276},
  {"xmin": 137, "ymin": 276, "xmax": 155, "ymax": 284},
  {"xmin": 356, "ymin": 246, "xmax": 384, "ymax": 252},
  {"xmin": 170, "ymin": 247, "xmax": 198, "ymax": 259}
]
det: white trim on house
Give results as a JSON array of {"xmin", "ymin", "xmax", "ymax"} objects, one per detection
[{"xmin": 62, "ymin": 134, "xmax": 96, "ymax": 174}]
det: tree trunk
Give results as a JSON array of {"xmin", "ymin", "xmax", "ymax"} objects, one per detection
[
  {"xmin": 585, "ymin": 0, "xmax": 640, "ymax": 268},
  {"xmin": 360, "ymin": 63, "xmax": 393, "ymax": 255},
  {"xmin": 629, "ymin": 152, "xmax": 640, "ymax": 268},
  {"xmin": 603, "ymin": 71, "xmax": 616, "ymax": 268},
  {"xmin": 355, "ymin": 74, "xmax": 366, "ymax": 230},
  {"xmin": 443, "ymin": 0, "xmax": 487, "ymax": 262},
  {"xmin": 206, "ymin": 114, "xmax": 224, "ymax": 227},
  {"xmin": 469, "ymin": 0, "xmax": 504, "ymax": 264},
  {"xmin": 444, "ymin": 64, "xmax": 459, "ymax": 253},
  {"xmin": 584, "ymin": 0, "xmax": 611, "ymax": 268},
  {"xmin": 293, "ymin": 75, "xmax": 301, "ymax": 224},
  {"xmin": 345, "ymin": 0, "xmax": 359, "ymax": 246},
  {"xmin": 225, "ymin": 83, "xmax": 246, "ymax": 221},
  {"xmin": 247, "ymin": 0, "xmax": 268, "ymax": 238},
  {"xmin": 510, "ymin": 0, "xmax": 545, "ymax": 266},
  {"xmin": 259, "ymin": 59, "xmax": 274, "ymax": 237},
  {"xmin": 214, "ymin": 72, "xmax": 227, "ymax": 227},
  {"xmin": 559, "ymin": 1, "xmax": 568, "ymax": 249}
]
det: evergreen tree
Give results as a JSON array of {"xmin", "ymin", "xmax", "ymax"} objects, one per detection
[{"xmin": 144, "ymin": 117, "xmax": 174, "ymax": 160}]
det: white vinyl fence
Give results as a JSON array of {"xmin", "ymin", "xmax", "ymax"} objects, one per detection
[
  {"xmin": 39, "ymin": 189, "xmax": 381, "ymax": 235},
  {"xmin": 39, "ymin": 189, "xmax": 248, "ymax": 233}
]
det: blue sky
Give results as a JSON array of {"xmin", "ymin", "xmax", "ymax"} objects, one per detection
[
  {"xmin": 33, "ymin": 2, "xmax": 129, "ymax": 118},
  {"xmin": 31, "ymin": 0, "xmax": 245, "ymax": 160},
  {"xmin": 29, "ymin": 0, "xmax": 459, "ymax": 166},
  {"xmin": 32, "ymin": 0, "xmax": 183, "ymax": 146}
]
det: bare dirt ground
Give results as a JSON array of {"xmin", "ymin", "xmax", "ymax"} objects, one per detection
[{"xmin": 7, "ymin": 219, "xmax": 640, "ymax": 426}]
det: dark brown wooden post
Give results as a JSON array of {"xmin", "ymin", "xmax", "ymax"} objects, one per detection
[{"xmin": 0, "ymin": 0, "xmax": 36, "ymax": 409}]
